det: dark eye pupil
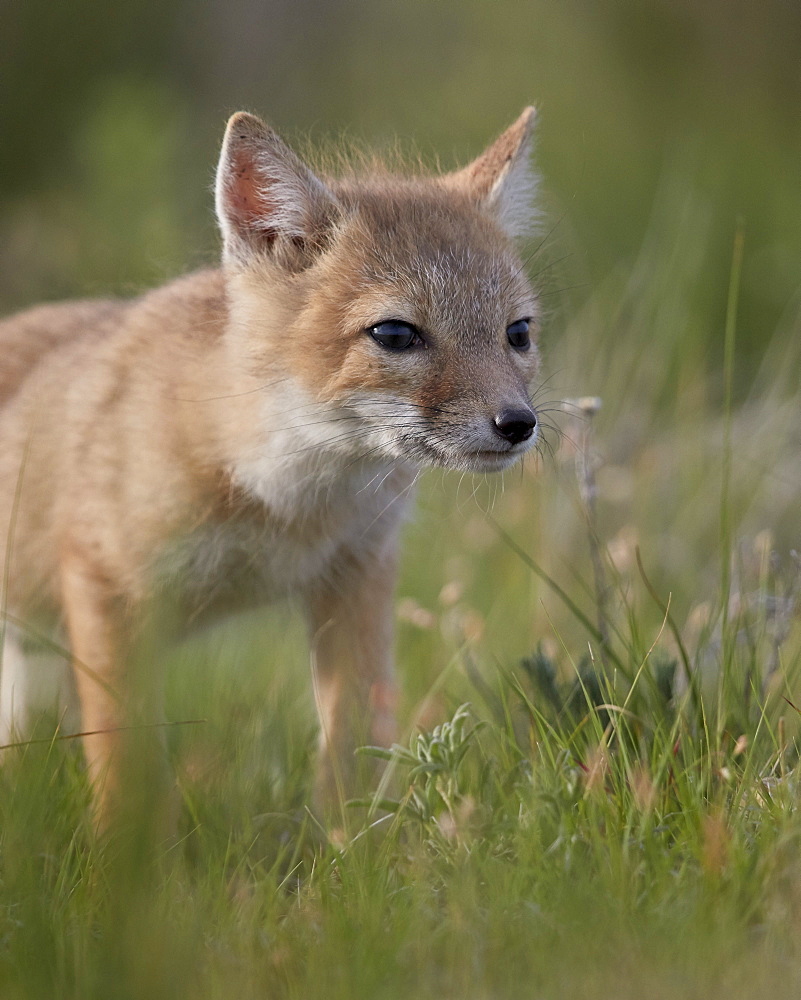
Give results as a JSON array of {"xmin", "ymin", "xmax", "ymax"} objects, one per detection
[
  {"xmin": 369, "ymin": 321, "xmax": 420, "ymax": 350},
  {"xmin": 507, "ymin": 319, "xmax": 530, "ymax": 350}
]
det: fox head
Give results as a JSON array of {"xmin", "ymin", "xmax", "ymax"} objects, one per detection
[{"xmin": 215, "ymin": 109, "xmax": 541, "ymax": 474}]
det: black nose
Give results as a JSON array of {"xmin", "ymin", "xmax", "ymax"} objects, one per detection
[{"xmin": 493, "ymin": 407, "xmax": 537, "ymax": 445}]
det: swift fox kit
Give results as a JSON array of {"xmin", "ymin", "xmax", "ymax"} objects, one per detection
[{"xmin": 0, "ymin": 108, "xmax": 541, "ymax": 829}]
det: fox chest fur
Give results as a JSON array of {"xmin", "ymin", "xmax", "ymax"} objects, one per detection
[{"xmin": 159, "ymin": 451, "xmax": 416, "ymax": 615}]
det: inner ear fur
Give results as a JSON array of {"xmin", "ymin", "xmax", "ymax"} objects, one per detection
[
  {"xmin": 443, "ymin": 107, "xmax": 537, "ymax": 239},
  {"xmin": 215, "ymin": 111, "xmax": 340, "ymax": 266}
]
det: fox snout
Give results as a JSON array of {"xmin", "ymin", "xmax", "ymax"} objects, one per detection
[
  {"xmin": 408, "ymin": 393, "xmax": 540, "ymax": 473},
  {"xmin": 493, "ymin": 406, "xmax": 537, "ymax": 445}
]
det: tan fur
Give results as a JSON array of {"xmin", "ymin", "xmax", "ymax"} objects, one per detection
[{"xmin": 0, "ymin": 108, "xmax": 542, "ymax": 831}]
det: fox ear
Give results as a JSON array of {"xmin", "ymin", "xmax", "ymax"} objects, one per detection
[
  {"xmin": 215, "ymin": 112, "xmax": 339, "ymax": 266},
  {"xmin": 445, "ymin": 107, "xmax": 537, "ymax": 239}
]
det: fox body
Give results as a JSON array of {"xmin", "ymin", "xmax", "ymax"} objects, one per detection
[{"xmin": 0, "ymin": 108, "xmax": 541, "ymax": 828}]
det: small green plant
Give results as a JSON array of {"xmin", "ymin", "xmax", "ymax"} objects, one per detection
[{"xmin": 358, "ymin": 703, "xmax": 483, "ymax": 829}]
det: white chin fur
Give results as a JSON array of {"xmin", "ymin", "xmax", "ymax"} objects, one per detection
[
  {"xmin": 424, "ymin": 424, "xmax": 538, "ymax": 473},
  {"xmin": 440, "ymin": 449, "xmax": 528, "ymax": 473}
]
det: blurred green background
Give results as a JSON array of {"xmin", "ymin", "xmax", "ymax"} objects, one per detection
[{"xmin": 2, "ymin": 0, "xmax": 800, "ymax": 367}]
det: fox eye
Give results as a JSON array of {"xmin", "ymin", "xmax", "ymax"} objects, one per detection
[
  {"xmin": 368, "ymin": 321, "xmax": 424, "ymax": 351},
  {"xmin": 506, "ymin": 318, "xmax": 531, "ymax": 351}
]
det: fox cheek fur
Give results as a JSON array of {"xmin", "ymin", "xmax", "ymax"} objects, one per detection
[{"xmin": 0, "ymin": 106, "xmax": 541, "ymax": 831}]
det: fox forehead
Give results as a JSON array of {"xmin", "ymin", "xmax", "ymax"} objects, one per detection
[{"xmin": 324, "ymin": 183, "xmax": 538, "ymax": 334}]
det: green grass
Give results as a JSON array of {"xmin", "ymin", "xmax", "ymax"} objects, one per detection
[
  {"xmin": 3, "ymin": 615, "xmax": 801, "ymax": 999},
  {"xmin": 1, "ymin": 215, "xmax": 800, "ymax": 998}
]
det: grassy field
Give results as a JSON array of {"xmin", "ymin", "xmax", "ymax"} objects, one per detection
[
  {"xmin": 1, "ymin": 2, "xmax": 800, "ymax": 995},
  {"xmin": 0, "ymin": 191, "xmax": 799, "ymax": 999}
]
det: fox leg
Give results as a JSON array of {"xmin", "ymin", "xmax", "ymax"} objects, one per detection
[
  {"xmin": 61, "ymin": 551, "xmax": 179, "ymax": 839},
  {"xmin": 304, "ymin": 547, "xmax": 400, "ymax": 820},
  {"xmin": 60, "ymin": 552, "xmax": 131, "ymax": 831}
]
